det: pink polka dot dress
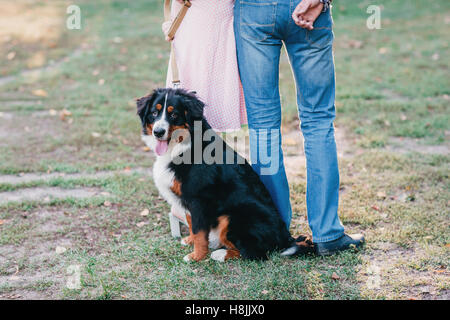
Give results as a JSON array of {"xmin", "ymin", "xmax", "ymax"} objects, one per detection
[{"xmin": 165, "ymin": 0, "xmax": 246, "ymax": 132}]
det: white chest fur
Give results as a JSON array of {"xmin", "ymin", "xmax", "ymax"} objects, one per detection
[{"xmin": 153, "ymin": 154, "xmax": 184, "ymax": 211}]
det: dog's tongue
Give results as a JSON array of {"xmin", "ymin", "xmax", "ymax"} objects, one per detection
[{"xmin": 155, "ymin": 140, "xmax": 168, "ymax": 156}]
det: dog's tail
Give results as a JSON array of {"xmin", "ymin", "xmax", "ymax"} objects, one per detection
[{"xmin": 280, "ymin": 235, "xmax": 315, "ymax": 257}]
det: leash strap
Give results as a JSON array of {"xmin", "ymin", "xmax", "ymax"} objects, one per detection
[{"xmin": 164, "ymin": 0, "xmax": 191, "ymax": 86}]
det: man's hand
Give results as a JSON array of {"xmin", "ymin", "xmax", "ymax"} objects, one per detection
[{"xmin": 292, "ymin": 0, "xmax": 324, "ymax": 30}]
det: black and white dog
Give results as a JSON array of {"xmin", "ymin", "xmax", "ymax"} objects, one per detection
[{"xmin": 137, "ymin": 88, "xmax": 312, "ymax": 262}]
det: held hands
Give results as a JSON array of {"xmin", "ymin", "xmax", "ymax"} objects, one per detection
[{"xmin": 292, "ymin": 0, "xmax": 324, "ymax": 30}]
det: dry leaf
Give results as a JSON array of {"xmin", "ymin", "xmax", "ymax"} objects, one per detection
[
  {"xmin": 140, "ymin": 209, "xmax": 149, "ymax": 217},
  {"xmin": 445, "ymin": 244, "xmax": 450, "ymax": 248},
  {"xmin": 91, "ymin": 132, "xmax": 101, "ymax": 138},
  {"xmin": 433, "ymin": 269, "xmax": 446, "ymax": 273},
  {"xmin": 142, "ymin": 146, "xmax": 151, "ymax": 152},
  {"xmin": 113, "ymin": 36, "xmax": 123, "ymax": 43},
  {"xmin": 7, "ymin": 51, "xmax": 16, "ymax": 60},
  {"xmin": 55, "ymin": 246, "xmax": 67, "ymax": 254},
  {"xmin": 261, "ymin": 290, "xmax": 269, "ymax": 294},
  {"xmin": 379, "ymin": 47, "xmax": 388, "ymax": 54},
  {"xmin": 371, "ymin": 205, "xmax": 381, "ymax": 212},
  {"xmin": 376, "ymin": 191, "xmax": 387, "ymax": 199},
  {"xmin": 431, "ymin": 53, "xmax": 440, "ymax": 61},
  {"xmin": 331, "ymin": 272, "xmax": 340, "ymax": 280},
  {"xmin": 0, "ymin": 219, "xmax": 6, "ymax": 225},
  {"xmin": 103, "ymin": 200, "xmax": 112, "ymax": 207},
  {"xmin": 32, "ymin": 89, "xmax": 48, "ymax": 97},
  {"xmin": 27, "ymin": 51, "xmax": 46, "ymax": 68},
  {"xmin": 136, "ymin": 221, "xmax": 147, "ymax": 228},
  {"xmin": 60, "ymin": 109, "xmax": 72, "ymax": 121}
]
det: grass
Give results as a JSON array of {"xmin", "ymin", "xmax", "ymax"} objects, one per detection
[{"xmin": 0, "ymin": 0, "xmax": 448, "ymax": 300}]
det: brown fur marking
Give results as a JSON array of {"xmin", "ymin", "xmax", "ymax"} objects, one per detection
[
  {"xmin": 170, "ymin": 179, "xmax": 182, "ymax": 196},
  {"xmin": 167, "ymin": 106, "xmax": 174, "ymax": 113},
  {"xmin": 168, "ymin": 125, "xmax": 189, "ymax": 143},
  {"xmin": 217, "ymin": 215, "xmax": 240, "ymax": 260},
  {"xmin": 156, "ymin": 104, "xmax": 162, "ymax": 110},
  {"xmin": 146, "ymin": 123, "xmax": 153, "ymax": 135}
]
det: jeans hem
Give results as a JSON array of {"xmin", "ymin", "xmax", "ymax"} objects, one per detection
[{"xmin": 312, "ymin": 232, "xmax": 345, "ymax": 244}]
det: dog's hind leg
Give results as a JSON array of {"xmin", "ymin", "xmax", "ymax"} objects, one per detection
[{"xmin": 211, "ymin": 216, "xmax": 240, "ymax": 262}]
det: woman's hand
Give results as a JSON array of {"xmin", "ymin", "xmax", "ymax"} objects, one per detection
[
  {"xmin": 292, "ymin": 0, "xmax": 323, "ymax": 30},
  {"xmin": 162, "ymin": 21, "xmax": 173, "ymax": 42}
]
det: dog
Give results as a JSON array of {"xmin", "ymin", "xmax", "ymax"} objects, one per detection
[{"xmin": 137, "ymin": 88, "xmax": 313, "ymax": 262}]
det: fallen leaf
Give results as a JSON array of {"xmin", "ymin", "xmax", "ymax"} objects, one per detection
[
  {"xmin": 98, "ymin": 79, "xmax": 105, "ymax": 85},
  {"xmin": 91, "ymin": 132, "xmax": 101, "ymax": 138},
  {"xmin": 59, "ymin": 109, "xmax": 72, "ymax": 121},
  {"xmin": 445, "ymin": 244, "xmax": 450, "ymax": 248},
  {"xmin": 140, "ymin": 209, "xmax": 149, "ymax": 217},
  {"xmin": 0, "ymin": 219, "xmax": 6, "ymax": 225},
  {"xmin": 32, "ymin": 89, "xmax": 48, "ymax": 97},
  {"xmin": 433, "ymin": 269, "xmax": 446, "ymax": 273},
  {"xmin": 142, "ymin": 146, "xmax": 151, "ymax": 152},
  {"xmin": 376, "ymin": 191, "xmax": 387, "ymax": 199},
  {"xmin": 136, "ymin": 222, "xmax": 148, "ymax": 228},
  {"xmin": 431, "ymin": 53, "xmax": 440, "ymax": 61},
  {"xmin": 27, "ymin": 51, "xmax": 46, "ymax": 68},
  {"xmin": 55, "ymin": 246, "xmax": 67, "ymax": 254},
  {"xmin": 379, "ymin": 47, "xmax": 388, "ymax": 54},
  {"xmin": 261, "ymin": 290, "xmax": 269, "ymax": 294},
  {"xmin": 7, "ymin": 51, "xmax": 16, "ymax": 60},
  {"xmin": 103, "ymin": 200, "xmax": 112, "ymax": 207},
  {"xmin": 371, "ymin": 205, "xmax": 381, "ymax": 212},
  {"xmin": 331, "ymin": 272, "xmax": 340, "ymax": 280}
]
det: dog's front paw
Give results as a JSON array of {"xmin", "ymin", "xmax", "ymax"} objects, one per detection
[
  {"xmin": 211, "ymin": 249, "xmax": 228, "ymax": 262},
  {"xmin": 183, "ymin": 252, "xmax": 208, "ymax": 262}
]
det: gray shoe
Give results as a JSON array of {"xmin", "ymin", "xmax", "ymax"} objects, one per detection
[{"xmin": 314, "ymin": 234, "xmax": 365, "ymax": 256}]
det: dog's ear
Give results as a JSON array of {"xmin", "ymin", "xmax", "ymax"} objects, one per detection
[
  {"xmin": 183, "ymin": 92, "xmax": 205, "ymax": 126},
  {"xmin": 136, "ymin": 89, "xmax": 162, "ymax": 124}
]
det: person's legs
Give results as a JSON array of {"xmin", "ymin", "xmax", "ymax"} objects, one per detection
[
  {"xmin": 234, "ymin": 1, "xmax": 292, "ymax": 229},
  {"xmin": 284, "ymin": 6, "xmax": 345, "ymax": 242}
]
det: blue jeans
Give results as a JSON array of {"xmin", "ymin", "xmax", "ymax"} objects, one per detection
[{"xmin": 234, "ymin": 0, "xmax": 344, "ymax": 242}]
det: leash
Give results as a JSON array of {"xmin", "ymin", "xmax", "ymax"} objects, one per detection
[
  {"xmin": 163, "ymin": 1, "xmax": 192, "ymax": 235},
  {"xmin": 164, "ymin": 0, "xmax": 192, "ymax": 88}
]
